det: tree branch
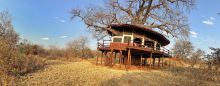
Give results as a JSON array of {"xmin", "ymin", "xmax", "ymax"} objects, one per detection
[{"xmin": 142, "ymin": 0, "xmax": 153, "ymax": 23}]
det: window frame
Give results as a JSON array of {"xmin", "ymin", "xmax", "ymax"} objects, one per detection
[
  {"xmin": 112, "ymin": 36, "xmax": 123, "ymax": 43},
  {"xmin": 123, "ymin": 35, "xmax": 133, "ymax": 43}
]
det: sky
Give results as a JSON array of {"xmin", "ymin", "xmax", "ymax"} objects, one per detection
[{"xmin": 0, "ymin": 0, "xmax": 219, "ymax": 54}]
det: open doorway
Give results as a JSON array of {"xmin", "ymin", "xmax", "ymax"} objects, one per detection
[
  {"xmin": 144, "ymin": 40, "xmax": 154, "ymax": 48},
  {"xmin": 133, "ymin": 38, "xmax": 142, "ymax": 46}
]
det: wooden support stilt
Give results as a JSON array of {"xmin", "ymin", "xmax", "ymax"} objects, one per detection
[
  {"xmin": 144, "ymin": 58, "xmax": 146, "ymax": 66},
  {"xmin": 130, "ymin": 52, "xmax": 132, "ymax": 67},
  {"xmin": 114, "ymin": 52, "xmax": 117, "ymax": 64},
  {"xmin": 119, "ymin": 50, "xmax": 122, "ymax": 68},
  {"xmin": 127, "ymin": 48, "xmax": 131, "ymax": 68},
  {"xmin": 101, "ymin": 52, "xmax": 103, "ymax": 65},
  {"xmin": 96, "ymin": 52, "xmax": 99, "ymax": 65},
  {"xmin": 162, "ymin": 55, "xmax": 164, "ymax": 67},
  {"xmin": 104, "ymin": 51, "xmax": 108, "ymax": 65},
  {"xmin": 153, "ymin": 57, "xmax": 155, "ymax": 67},
  {"xmin": 158, "ymin": 58, "xmax": 161, "ymax": 67},
  {"xmin": 140, "ymin": 54, "xmax": 143, "ymax": 69},
  {"xmin": 110, "ymin": 49, "xmax": 113, "ymax": 66},
  {"xmin": 150, "ymin": 53, "xmax": 153, "ymax": 68}
]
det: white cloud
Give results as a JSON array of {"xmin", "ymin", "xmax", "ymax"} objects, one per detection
[
  {"xmin": 209, "ymin": 17, "xmax": 215, "ymax": 20},
  {"xmin": 40, "ymin": 37, "xmax": 49, "ymax": 40},
  {"xmin": 202, "ymin": 20, "xmax": 214, "ymax": 25},
  {"xmin": 190, "ymin": 31, "xmax": 198, "ymax": 38},
  {"xmin": 59, "ymin": 20, "xmax": 66, "ymax": 23},
  {"xmin": 202, "ymin": 16, "xmax": 215, "ymax": 26},
  {"xmin": 54, "ymin": 16, "xmax": 59, "ymax": 19},
  {"xmin": 53, "ymin": 16, "xmax": 66, "ymax": 23},
  {"xmin": 59, "ymin": 35, "xmax": 68, "ymax": 38}
]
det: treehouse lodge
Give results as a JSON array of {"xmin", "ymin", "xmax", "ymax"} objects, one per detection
[{"xmin": 96, "ymin": 24, "xmax": 171, "ymax": 68}]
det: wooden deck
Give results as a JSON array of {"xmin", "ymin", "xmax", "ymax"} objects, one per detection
[
  {"xmin": 97, "ymin": 42, "xmax": 171, "ymax": 58},
  {"xmin": 96, "ymin": 40, "xmax": 171, "ymax": 68}
]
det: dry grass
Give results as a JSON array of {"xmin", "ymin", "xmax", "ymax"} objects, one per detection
[
  {"xmin": 17, "ymin": 60, "xmax": 220, "ymax": 86},
  {"xmin": 19, "ymin": 60, "xmax": 126, "ymax": 86}
]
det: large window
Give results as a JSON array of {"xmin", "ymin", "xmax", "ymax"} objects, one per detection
[
  {"xmin": 123, "ymin": 36, "xmax": 131, "ymax": 43},
  {"xmin": 113, "ymin": 37, "xmax": 122, "ymax": 42},
  {"xmin": 156, "ymin": 43, "xmax": 160, "ymax": 50}
]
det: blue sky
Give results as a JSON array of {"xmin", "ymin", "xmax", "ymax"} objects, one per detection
[{"xmin": 0, "ymin": 0, "xmax": 219, "ymax": 53}]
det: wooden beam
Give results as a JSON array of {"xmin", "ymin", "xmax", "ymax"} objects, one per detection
[{"xmin": 106, "ymin": 27, "xmax": 120, "ymax": 36}]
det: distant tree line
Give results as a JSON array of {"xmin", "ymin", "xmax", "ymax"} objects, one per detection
[
  {"xmin": 172, "ymin": 38, "xmax": 220, "ymax": 70},
  {"xmin": 47, "ymin": 35, "xmax": 95, "ymax": 61},
  {"xmin": 204, "ymin": 47, "xmax": 220, "ymax": 70},
  {"xmin": 0, "ymin": 10, "xmax": 96, "ymax": 85}
]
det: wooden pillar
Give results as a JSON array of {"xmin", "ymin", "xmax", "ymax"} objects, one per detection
[
  {"xmin": 153, "ymin": 57, "xmax": 155, "ymax": 67},
  {"xmin": 101, "ymin": 51, "xmax": 104, "ymax": 65},
  {"xmin": 150, "ymin": 53, "xmax": 153, "ymax": 68},
  {"xmin": 128, "ymin": 48, "xmax": 131, "ymax": 68},
  {"xmin": 130, "ymin": 53, "xmax": 132, "ymax": 67},
  {"xmin": 140, "ymin": 54, "xmax": 143, "ymax": 69},
  {"xmin": 96, "ymin": 52, "xmax": 99, "ymax": 65},
  {"xmin": 110, "ymin": 49, "xmax": 113, "ymax": 66},
  {"xmin": 158, "ymin": 58, "xmax": 161, "ymax": 67},
  {"xmin": 104, "ymin": 51, "xmax": 108, "ymax": 65},
  {"xmin": 119, "ymin": 50, "xmax": 122, "ymax": 68},
  {"xmin": 144, "ymin": 58, "xmax": 147, "ymax": 66},
  {"xmin": 114, "ymin": 52, "xmax": 117, "ymax": 64},
  {"xmin": 154, "ymin": 41, "xmax": 157, "ymax": 50},
  {"xmin": 142, "ymin": 37, "xmax": 145, "ymax": 46},
  {"xmin": 162, "ymin": 55, "xmax": 164, "ymax": 67}
]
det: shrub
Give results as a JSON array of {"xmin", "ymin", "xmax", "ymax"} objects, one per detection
[
  {"xmin": 0, "ymin": 41, "xmax": 46, "ymax": 76},
  {"xmin": 0, "ymin": 11, "xmax": 47, "ymax": 86}
]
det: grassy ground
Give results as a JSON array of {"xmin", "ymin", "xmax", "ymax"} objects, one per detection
[{"xmin": 18, "ymin": 60, "xmax": 220, "ymax": 86}]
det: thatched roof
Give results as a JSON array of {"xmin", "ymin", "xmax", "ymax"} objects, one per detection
[{"xmin": 107, "ymin": 24, "xmax": 170, "ymax": 46}]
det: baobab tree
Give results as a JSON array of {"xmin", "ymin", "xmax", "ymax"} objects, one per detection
[{"xmin": 71, "ymin": 0, "xmax": 195, "ymax": 40}]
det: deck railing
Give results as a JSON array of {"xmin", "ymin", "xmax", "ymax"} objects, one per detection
[
  {"xmin": 97, "ymin": 40, "xmax": 111, "ymax": 48},
  {"xmin": 97, "ymin": 40, "xmax": 170, "ymax": 55}
]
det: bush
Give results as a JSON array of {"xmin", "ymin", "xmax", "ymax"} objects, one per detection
[
  {"xmin": 0, "ymin": 10, "xmax": 47, "ymax": 85},
  {"xmin": 0, "ymin": 41, "xmax": 46, "ymax": 76}
]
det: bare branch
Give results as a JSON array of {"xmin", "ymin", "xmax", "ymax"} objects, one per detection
[{"xmin": 70, "ymin": 0, "xmax": 195, "ymax": 39}]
